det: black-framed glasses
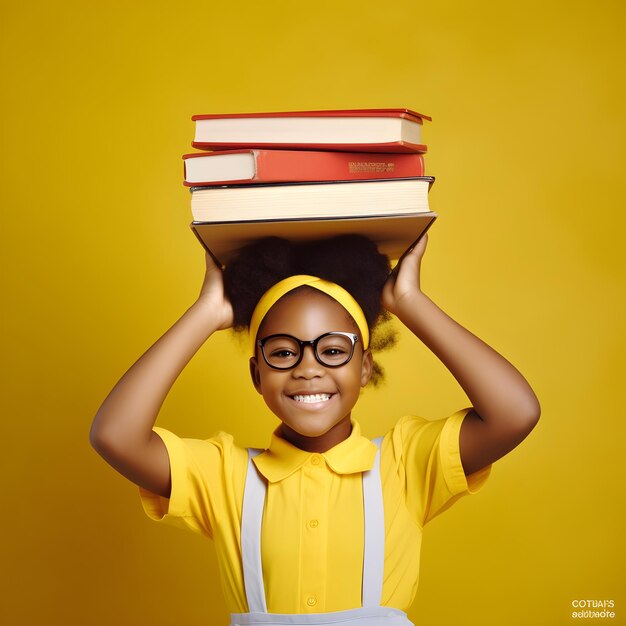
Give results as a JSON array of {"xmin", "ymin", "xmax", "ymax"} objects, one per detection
[{"xmin": 257, "ymin": 331, "xmax": 360, "ymax": 370}]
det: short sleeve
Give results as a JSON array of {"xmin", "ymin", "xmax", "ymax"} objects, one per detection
[
  {"xmin": 389, "ymin": 409, "xmax": 491, "ymax": 526},
  {"xmin": 138, "ymin": 427, "xmax": 246, "ymax": 539}
]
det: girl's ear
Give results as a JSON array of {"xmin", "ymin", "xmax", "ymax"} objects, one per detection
[
  {"xmin": 360, "ymin": 349, "xmax": 373, "ymax": 387},
  {"xmin": 249, "ymin": 357, "xmax": 262, "ymax": 393}
]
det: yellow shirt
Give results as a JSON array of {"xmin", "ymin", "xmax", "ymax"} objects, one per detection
[{"xmin": 139, "ymin": 410, "xmax": 490, "ymax": 614}]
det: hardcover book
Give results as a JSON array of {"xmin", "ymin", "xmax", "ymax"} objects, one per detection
[
  {"xmin": 191, "ymin": 108, "xmax": 431, "ymax": 153},
  {"xmin": 183, "ymin": 149, "xmax": 425, "ymax": 186},
  {"xmin": 189, "ymin": 177, "xmax": 434, "ymax": 222},
  {"xmin": 191, "ymin": 213, "xmax": 437, "ymax": 267}
]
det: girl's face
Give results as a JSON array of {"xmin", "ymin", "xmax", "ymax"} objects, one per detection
[{"xmin": 249, "ymin": 288, "xmax": 372, "ymax": 452}]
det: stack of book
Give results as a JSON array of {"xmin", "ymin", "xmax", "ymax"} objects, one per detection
[{"xmin": 183, "ymin": 108, "xmax": 437, "ymax": 266}]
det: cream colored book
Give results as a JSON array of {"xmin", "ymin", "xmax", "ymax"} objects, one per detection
[{"xmin": 189, "ymin": 177, "xmax": 434, "ymax": 222}]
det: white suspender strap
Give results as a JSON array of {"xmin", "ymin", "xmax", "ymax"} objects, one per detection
[
  {"xmin": 362, "ymin": 436, "xmax": 385, "ymax": 608},
  {"xmin": 241, "ymin": 448, "xmax": 267, "ymax": 613}
]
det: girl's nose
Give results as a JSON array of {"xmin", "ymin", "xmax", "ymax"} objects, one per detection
[{"xmin": 292, "ymin": 345, "xmax": 324, "ymax": 378}]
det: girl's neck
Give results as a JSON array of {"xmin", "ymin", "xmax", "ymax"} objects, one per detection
[{"xmin": 280, "ymin": 415, "xmax": 352, "ymax": 453}]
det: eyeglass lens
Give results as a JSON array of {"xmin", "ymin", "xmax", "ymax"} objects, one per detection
[{"xmin": 262, "ymin": 333, "xmax": 355, "ymax": 369}]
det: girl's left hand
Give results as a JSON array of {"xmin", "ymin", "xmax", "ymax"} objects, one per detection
[{"xmin": 382, "ymin": 233, "xmax": 428, "ymax": 316}]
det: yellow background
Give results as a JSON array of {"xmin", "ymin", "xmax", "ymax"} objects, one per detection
[{"xmin": 1, "ymin": 1, "xmax": 624, "ymax": 624}]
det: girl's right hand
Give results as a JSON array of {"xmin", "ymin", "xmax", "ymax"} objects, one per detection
[{"xmin": 196, "ymin": 252, "xmax": 234, "ymax": 330}]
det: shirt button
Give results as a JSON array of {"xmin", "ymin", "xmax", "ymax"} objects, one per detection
[
  {"xmin": 309, "ymin": 519, "xmax": 319, "ymax": 529},
  {"xmin": 307, "ymin": 596, "xmax": 317, "ymax": 607},
  {"xmin": 311, "ymin": 455, "xmax": 321, "ymax": 466}
]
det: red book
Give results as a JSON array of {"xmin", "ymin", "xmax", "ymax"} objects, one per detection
[
  {"xmin": 183, "ymin": 149, "xmax": 425, "ymax": 186},
  {"xmin": 191, "ymin": 108, "xmax": 431, "ymax": 153}
]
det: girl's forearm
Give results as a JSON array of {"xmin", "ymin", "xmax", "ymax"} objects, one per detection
[
  {"xmin": 89, "ymin": 300, "xmax": 221, "ymax": 451},
  {"xmin": 396, "ymin": 292, "xmax": 540, "ymax": 425}
]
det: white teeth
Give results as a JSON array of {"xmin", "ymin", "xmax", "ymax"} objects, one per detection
[{"xmin": 293, "ymin": 394, "xmax": 331, "ymax": 403}]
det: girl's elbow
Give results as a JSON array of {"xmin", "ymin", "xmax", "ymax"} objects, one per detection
[{"xmin": 516, "ymin": 395, "xmax": 541, "ymax": 435}]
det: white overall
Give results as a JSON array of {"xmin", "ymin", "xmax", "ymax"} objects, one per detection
[{"xmin": 229, "ymin": 438, "xmax": 414, "ymax": 626}]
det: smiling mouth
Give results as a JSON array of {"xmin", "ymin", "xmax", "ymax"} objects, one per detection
[{"xmin": 291, "ymin": 393, "xmax": 332, "ymax": 404}]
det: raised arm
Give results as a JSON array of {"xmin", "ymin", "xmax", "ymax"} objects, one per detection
[
  {"xmin": 382, "ymin": 235, "xmax": 540, "ymax": 476},
  {"xmin": 89, "ymin": 253, "xmax": 233, "ymax": 497}
]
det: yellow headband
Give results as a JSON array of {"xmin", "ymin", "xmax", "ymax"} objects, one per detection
[{"xmin": 249, "ymin": 275, "xmax": 370, "ymax": 354}]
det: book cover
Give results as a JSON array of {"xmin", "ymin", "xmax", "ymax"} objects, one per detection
[
  {"xmin": 191, "ymin": 212, "xmax": 438, "ymax": 267},
  {"xmin": 191, "ymin": 107, "xmax": 431, "ymax": 122}
]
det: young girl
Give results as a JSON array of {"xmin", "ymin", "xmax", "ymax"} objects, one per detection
[{"xmin": 90, "ymin": 234, "xmax": 540, "ymax": 626}]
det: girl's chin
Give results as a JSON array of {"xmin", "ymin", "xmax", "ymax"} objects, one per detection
[{"xmin": 279, "ymin": 417, "xmax": 352, "ymax": 448}]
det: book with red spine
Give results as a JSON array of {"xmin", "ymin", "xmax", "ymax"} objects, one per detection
[
  {"xmin": 191, "ymin": 108, "xmax": 431, "ymax": 153},
  {"xmin": 183, "ymin": 149, "xmax": 425, "ymax": 186}
]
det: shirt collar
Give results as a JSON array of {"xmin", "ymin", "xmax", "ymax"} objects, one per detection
[{"xmin": 253, "ymin": 420, "xmax": 377, "ymax": 483}]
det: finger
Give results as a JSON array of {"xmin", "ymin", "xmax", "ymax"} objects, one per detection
[
  {"xmin": 387, "ymin": 259, "xmax": 400, "ymax": 281},
  {"xmin": 396, "ymin": 242, "xmax": 422, "ymax": 275},
  {"xmin": 383, "ymin": 270, "xmax": 397, "ymax": 295},
  {"xmin": 408, "ymin": 233, "xmax": 428, "ymax": 259},
  {"xmin": 204, "ymin": 250, "xmax": 223, "ymax": 272},
  {"xmin": 395, "ymin": 233, "xmax": 428, "ymax": 269}
]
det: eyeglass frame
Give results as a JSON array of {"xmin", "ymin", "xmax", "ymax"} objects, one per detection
[{"xmin": 256, "ymin": 331, "xmax": 360, "ymax": 371}]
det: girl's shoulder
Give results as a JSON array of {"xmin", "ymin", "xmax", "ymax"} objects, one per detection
[
  {"xmin": 152, "ymin": 426, "xmax": 254, "ymax": 470},
  {"xmin": 383, "ymin": 409, "xmax": 473, "ymax": 466}
]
